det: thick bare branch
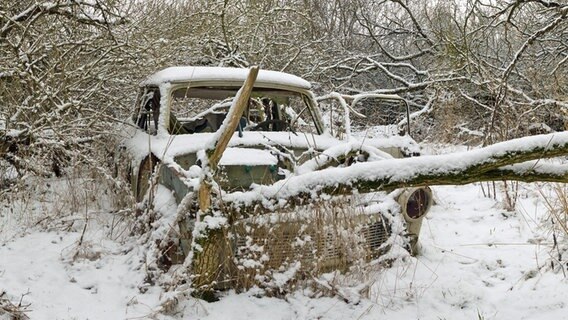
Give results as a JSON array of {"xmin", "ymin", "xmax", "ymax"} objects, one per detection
[{"xmin": 224, "ymin": 132, "xmax": 568, "ymax": 214}]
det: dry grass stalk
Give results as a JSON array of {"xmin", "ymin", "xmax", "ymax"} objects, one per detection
[
  {"xmin": 0, "ymin": 291, "xmax": 30, "ymax": 320},
  {"xmin": 539, "ymin": 183, "xmax": 568, "ymax": 276}
]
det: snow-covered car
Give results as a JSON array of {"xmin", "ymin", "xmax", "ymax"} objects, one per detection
[{"xmin": 120, "ymin": 66, "xmax": 432, "ymax": 290}]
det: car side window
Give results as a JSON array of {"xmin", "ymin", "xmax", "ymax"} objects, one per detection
[
  {"xmin": 281, "ymin": 94, "xmax": 318, "ymax": 134},
  {"xmin": 135, "ymin": 88, "xmax": 160, "ymax": 135}
]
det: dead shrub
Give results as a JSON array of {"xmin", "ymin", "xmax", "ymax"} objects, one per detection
[{"xmin": 0, "ymin": 291, "xmax": 30, "ymax": 320}]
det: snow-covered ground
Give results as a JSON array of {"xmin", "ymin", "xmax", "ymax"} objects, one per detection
[{"xmin": 1, "ymin": 178, "xmax": 567, "ymax": 319}]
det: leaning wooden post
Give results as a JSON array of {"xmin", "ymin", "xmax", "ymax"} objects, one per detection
[{"xmin": 192, "ymin": 66, "xmax": 259, "ymax": 294}]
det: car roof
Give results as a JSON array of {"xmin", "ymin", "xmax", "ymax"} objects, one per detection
[{"xmin": 140, "ymin": 66, "xmax": 312, "ymax": 91}]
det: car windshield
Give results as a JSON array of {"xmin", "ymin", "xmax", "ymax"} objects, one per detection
[{"xmin": 168, "ymin": 86, "xmax": 318, "ymax": 135}]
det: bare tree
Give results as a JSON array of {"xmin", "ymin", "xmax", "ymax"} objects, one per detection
[
  {"xmin": 316, "ymin": 0, "xmax": 567, "ymax": 142},
  {"xmin": 0, "ymin": 0, "xmax": 131, "ymax": 177}
]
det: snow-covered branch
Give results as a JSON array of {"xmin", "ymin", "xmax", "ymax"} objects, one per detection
[{"xmin": 223, "ymin": 132, "xmax": 568, "ymax": 214}]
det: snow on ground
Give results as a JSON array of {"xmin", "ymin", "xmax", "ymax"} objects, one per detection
[
  {"xmin": 0, "ymin": 178, "xmax": 165, "ymax": 319},
  {"xmin": 1, "ymin": 179, "xmax": 567, "ymax": 319},
  {"xmin": 0, "ymin": 232, "xmax": 163, "ymax": 319}
]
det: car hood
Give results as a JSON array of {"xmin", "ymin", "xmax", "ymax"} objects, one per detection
[{"xmin": 124, "ymin": 130, "xmax": 421, "ymax": 164}]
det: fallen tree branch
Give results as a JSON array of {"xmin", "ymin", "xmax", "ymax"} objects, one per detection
[{"xmin": 223, "ymin": 132, "xmax": 568, "ymax": 215}]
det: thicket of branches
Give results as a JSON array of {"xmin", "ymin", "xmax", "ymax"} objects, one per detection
[{"xmin": 1, "ymin": 0, "xmax": 566, "ymax": 179}]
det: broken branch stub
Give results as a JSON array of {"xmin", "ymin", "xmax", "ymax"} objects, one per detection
[
  {"xmin": 191, "ymin": 67, "xmax": 260, "ymax": 291},
  {"xmin": 207, "ymin": 66, "xmax": 260, "ymax": 171},
  {"xmin": 198, "ymin": 66, "xmax": 259, "ymax": 212}
]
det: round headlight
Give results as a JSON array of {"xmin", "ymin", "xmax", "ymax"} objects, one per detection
[{"xmin": 406, "ymin": 188, "xmax": 431, "ymax": 219}]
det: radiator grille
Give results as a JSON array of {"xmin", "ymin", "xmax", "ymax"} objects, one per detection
[
  {"xmin": 364, "ymin": 220, "xmax": 391, "ymax": 255},
  {"xmin": 233, "ymin": 213, "xmax": 391, "ymax": 273}
]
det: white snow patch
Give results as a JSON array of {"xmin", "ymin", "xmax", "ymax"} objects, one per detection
[
  {"xmin": 0, "ymin": 232, "xmax": 162, "ymax": 319},
  {"xmin": 218, "ymin": 148, "xmax": 278, "ymax": 166}
]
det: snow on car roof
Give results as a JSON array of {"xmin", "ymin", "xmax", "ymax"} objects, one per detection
[{"xmin": 141, "ymin": 66, "xmax": 312, "ymax": 90}]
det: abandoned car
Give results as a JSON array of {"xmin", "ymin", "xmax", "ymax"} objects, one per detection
[{"xmin": 120, "ymin": 66, "xmax": 432, "ymax": 290}]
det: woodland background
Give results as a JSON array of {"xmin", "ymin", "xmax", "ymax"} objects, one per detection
[{"xmin": 1, "ymin": 0, "xmax": 567, "ymax": 183}]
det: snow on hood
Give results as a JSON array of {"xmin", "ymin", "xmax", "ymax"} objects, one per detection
[
  {"xmin": 125, "ymin": 131, "xmax": 420, "ymax": 164},
  {"xmin": 219, "ymin": 147, "xmax": 278, "ymax": 166},
  {"xmin": 140, "ymin": 66, "xmax": 311, "ymax": 90}
]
